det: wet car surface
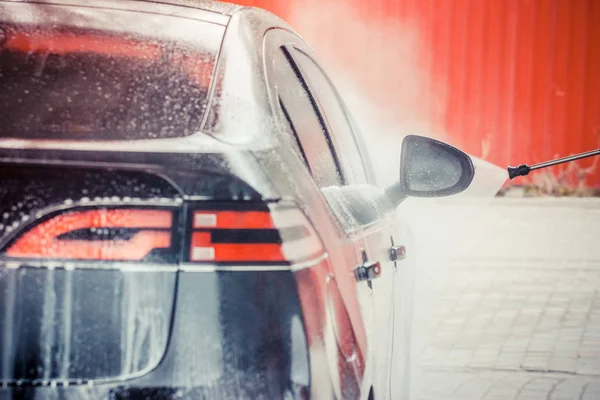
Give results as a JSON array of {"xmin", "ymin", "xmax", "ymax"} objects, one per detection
[{"xmin": 0, "ymin": 1, "xmax": 476, "ymax": 398}]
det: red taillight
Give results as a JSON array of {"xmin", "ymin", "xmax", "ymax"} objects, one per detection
[
  {"xmin": 3, "ymin": 202, "xmax": 325, "ymax": 265},
  {"xmin": 193, "ymin": 210, "xmax": 274, "ymax": 229},
  {"xmin": 191, "ymin": 232, "xmax": 285, "ymax": 262},
  {"xmin": 4, "ymin": 208, "xmax": 173, "ymax": 261},
  {"xmin": 187, "ymin": 204, "xmax": 324, "ymax": 264}
]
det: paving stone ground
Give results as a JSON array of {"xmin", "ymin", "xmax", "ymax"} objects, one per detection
[
  {"xmin": 416, "ymin": 371, "xmax": 600, "ymax": 400},
  {"xmin": 402, "ymin": 198, "xmax": 600, "ymax": 400}
]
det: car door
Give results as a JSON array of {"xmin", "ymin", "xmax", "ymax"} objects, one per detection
[
  {"xmin": 285, "ymin": 46, "xmax": 401, "ymax": 398},
  {"xmin": 262, "ymin": 28, "xmax": 400, "ymax": 399},
  {"xmin": 262, "ymin": 31, "xmax": 371, "ymax": 398}
]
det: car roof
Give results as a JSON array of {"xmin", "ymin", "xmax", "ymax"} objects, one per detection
[
  {"xmin": 129, "ymin": 0, "xmax": 244, "ymax": 17},
  {"xmin": 0, "ymin": 0, "xmax": 240, "ymax": 26}
]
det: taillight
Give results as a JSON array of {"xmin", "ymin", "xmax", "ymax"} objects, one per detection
[
  {"xmin": 3, "ymin": 207, "xmax": 174, "ymax": 261},
  {"xmin": 187, "ymin": 203, "xmax": 325, "ymax": 264}
]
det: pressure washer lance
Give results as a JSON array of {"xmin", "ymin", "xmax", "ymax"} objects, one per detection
[{"xmin": 508, "ymin": 149, "xmax": 600, "ymax": 179}]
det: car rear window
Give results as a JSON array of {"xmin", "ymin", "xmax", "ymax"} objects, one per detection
[{"xmin": 0, "ymin": 4, "xmax": 224, "ymax": 140}]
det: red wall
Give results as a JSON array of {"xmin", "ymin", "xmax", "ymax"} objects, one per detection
[{"xmin": 228, "ymin": 0, "xmax": 600, "ymax": 187}]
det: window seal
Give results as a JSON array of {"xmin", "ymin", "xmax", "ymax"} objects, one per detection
[
  {"xmin": 287, "ymin": 46, "xmax": 370, "ymax": 186},
  {"xmin": 280, "ymin": 45, "xmax": 346, "ymax": 186}
]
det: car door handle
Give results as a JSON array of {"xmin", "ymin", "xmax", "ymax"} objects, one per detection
[
  {"xmin": 354, "ymin": 260, "xmax": 381, "ymax": 283},
  {"xmin": 389, "ymin": 245, "xmax": 406, "ymax": 261}
]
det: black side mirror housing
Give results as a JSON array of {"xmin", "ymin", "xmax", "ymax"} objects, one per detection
[{"xmin": 386, "ymin": 135, "xmax": 475, "ymax": 206}]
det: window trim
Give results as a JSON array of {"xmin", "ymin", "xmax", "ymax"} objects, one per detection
[
  {"xmin": 279, "ymin": 45, "xmax": 347, "ymax": 186},
  {"xmin": 286, "ymin": 46, "xmax": 371, "ymax": 186}
]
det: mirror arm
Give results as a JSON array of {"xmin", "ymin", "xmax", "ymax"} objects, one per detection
[{"xmin": 384, "ymin": 182, "xmax": 407, "ymax": 208}]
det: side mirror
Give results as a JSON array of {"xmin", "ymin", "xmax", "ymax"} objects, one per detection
[{"xmin": 386, "ymin": 135, "xmax": 475, "ymax": 206}]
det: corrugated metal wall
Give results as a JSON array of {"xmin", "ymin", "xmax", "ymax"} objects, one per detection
[{"xmin": 228, "ymin": 0, "xmax": 600, "ymax": 187}]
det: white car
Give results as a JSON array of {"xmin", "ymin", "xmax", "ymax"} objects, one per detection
[{"xmin": 0, "ymin": 1, "xmax": 475, "ymax": 398}]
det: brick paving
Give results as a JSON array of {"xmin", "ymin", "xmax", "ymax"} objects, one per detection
[
  {"xmin": 416, "ymin": 371, "xmax": 600, "ymax": 400},
  {"xmin": 403, "ymin": 198, "xmax": 600, "ymax": 400}
]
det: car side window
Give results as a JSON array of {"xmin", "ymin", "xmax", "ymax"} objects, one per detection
[
  {"xmin": 272, "ymin": 47, "xmax": 344, "ymax": 188},
  {"xmin": 290, "ymin": 49, "xmax": 369, "ymax": 185}
]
